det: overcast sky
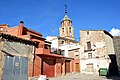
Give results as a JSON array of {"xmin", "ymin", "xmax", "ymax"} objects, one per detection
[{"xmin": 0, "ymin": 0, "xmax": 120, "ymax": 40}]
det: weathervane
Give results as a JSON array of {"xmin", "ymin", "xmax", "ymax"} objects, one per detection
[{"xmin": 65, "ymin": 5, "xmax": 67, "ymax": 15}]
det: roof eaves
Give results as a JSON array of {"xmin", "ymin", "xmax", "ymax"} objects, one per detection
[{"xmin": 0, "ymin": 33, "xmax": 35, "ymax": 45}]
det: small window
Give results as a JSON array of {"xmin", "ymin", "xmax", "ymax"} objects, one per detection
[
  {"xmin": 86, "ymin": 64, "xmax": 93, "ymax": 68},
  {"xmin": 87, "ymin": 31, "xmax": 89, "ymax": 35},
  {"xmin": 35, "ymin": 42, "xmax": 39, "ymax": 48},
  {"xmin": 62, "ymin": 28, "xmax": 64, "ymax": 32},
  {"xmin": 44, "ymin": 44, "xmax": 49, "ymax": 49},
  {"xmin": 61, "ymin": 41, "xmax": 64, "ymax": 44},
  {"xmin": 61, "ymin": 50, "xmax": 65, "ymax": 56},
  {"xmin": 69, "ymin": 27, "xmax": 71, "ymax": 33},
  {"xmin": 88, "ymin": 53, "xmax": 92, "ymax": 58},
  {"xmin": 74, "ymin": 51, "xmax": 79, "ymax": 56},
  {"xmin": 87, "ymin": 41, "xmax": 91, "ymax": 50}
]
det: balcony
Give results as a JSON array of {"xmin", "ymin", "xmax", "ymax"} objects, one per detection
[
  {"xmin": 35, "ymin": 48, "xmax": 51, "ymax": 55},
  {"xmin": 84, "ymin": 49, "xmax": 95, "ymax": 52},
  {"xmin": 35, "ymin": 44, "xmax": 51, "ymax": 55},
  {"xmin": 35, "ymin": 47, "xmax": 63, "ymax": 58}
]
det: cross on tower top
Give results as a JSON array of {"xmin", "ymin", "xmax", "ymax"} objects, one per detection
[{"xmin": 65, "ymin": 5, "xmax": 67, "ymax": 15}]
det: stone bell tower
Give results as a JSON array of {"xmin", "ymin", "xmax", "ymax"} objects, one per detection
[{"xmin": 59, "ymin": 5, "xmax": 74, "ymax": 40}]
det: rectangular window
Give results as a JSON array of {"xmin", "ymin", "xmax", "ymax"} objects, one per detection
[
  {"xmin": 61, "ymin": 41, "xmax": 64, "ymax": 44},
  {"xmin": 62, "ymin": 28, "xmax": 64, "ymax": 32},
  {"xmin": 74, "ymin": 51, "xmax": 79, "ymax": 56},
  {"xmin": 44, "ymin": 44, "xmax": 48, "ymax": 49},
  {"xmin": 87, "ymin": 31, "xmax": 89, "ymax": 35},
  {"xmin": 88, "ymin": 53, "xmax": 92, "ymax": 58},
  {"xmin": 35, "ymin": 42, "xmax": 39, "ymax": 48},
  {"xmin": 69, "ymin": 27, "xmax": 71, "ymax": 33},
  {"xmin": 87, "ymin": 41, "xmax": 91, "ymax": 50},
  {"xmin": 86, "ymin": 64, "xmax": 94, "ymax": 72},
  {"xmin": 61, "ymin": 50, "xmax": 65, "ymax": 56},
  {"xmin": 86, "ymin": 64, "xmax": 93, "ymax": 68}
]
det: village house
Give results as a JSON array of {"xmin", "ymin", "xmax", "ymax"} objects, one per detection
[
  {"xmin": 0, "ymin": 32, "xmax": 34, "ymax": 80},
  {"xmin": 80, "ymin": 30, "xmax": 116, "ymax": 75},
  {"xmin": 0, "ymin": 21, "xmax": 66, "ymax": 78}
]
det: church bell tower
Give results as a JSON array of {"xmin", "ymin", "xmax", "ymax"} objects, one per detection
[{"xmin": 59, "ymin": 5, "xmax": 74, "ymax": 40}]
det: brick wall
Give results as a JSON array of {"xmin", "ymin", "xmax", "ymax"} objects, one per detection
[
  {"xmin": 55, "ymin": 59, "xmax": 62, "ymax": 77},
  {"xmin": 7, "ymin": 27, "xmax": 19, "ymax": 36},
  {"xmin": 33, "ymin": 55, "xmax": 42, "ymax": 76},
  {"xmin": 42, "ymin": 58, "xmax": 55, "ymax": 77}
]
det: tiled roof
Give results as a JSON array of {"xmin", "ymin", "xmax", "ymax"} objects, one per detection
[
  {"xmin": 62, "ymin": 15, "xmax": 71, "ymax": 21},
  {"xmin": 0, "ymin": 33, "xmax": 35, "ymax": 45}
]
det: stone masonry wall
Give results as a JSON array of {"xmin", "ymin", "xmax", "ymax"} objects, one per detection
[
  {"xmin": 80, "ymin": 30, "xmax": 111, "ymax": 75},
  {"xmin": 2, "ymin": 40, "xmax": 34, "ymax": 60},
  {"xmin": 0, "ymin": 40, "xmax": 5, "ymax": 80},
  {"xmin": 113, "ymin": 36, "xmax": 120, "ymax": 71},
  {"xmin": 0, "ymin": 39, "xmax": 34, "ymax": 79}
]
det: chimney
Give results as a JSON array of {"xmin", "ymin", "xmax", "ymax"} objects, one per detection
[{"xmin": 18, "ymin": 21, "xmax": 24, "ymax": 36}]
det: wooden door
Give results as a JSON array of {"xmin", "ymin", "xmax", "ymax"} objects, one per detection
[
  {"xmin": 76, "ymin": 63, "xmax": 80, "ymax": 72},
  {"xmin": 65, "ymin": 60, "xmax": 70, "ymax": 73},
  {"xmin": 43, "ymin": 58, "xmax": 55, "ymax": 77}
]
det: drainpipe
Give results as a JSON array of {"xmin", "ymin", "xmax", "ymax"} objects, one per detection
[{"xmin": 32, "ymin": 46, "xmax": 35, "ymax": 77}]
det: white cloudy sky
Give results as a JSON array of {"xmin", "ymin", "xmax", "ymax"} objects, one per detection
[{"xmin": 110, "ymin": 28, "xmax": 120, "ymax": 36}]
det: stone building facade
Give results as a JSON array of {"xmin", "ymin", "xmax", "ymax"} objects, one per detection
[
  {"xmin": 80, "ymin": 30, "xmax": 115, "ymax": 75},
  {"xmin": 0, "ymin": 33, "xmax": 34, "ymax": 80},
  {"xmin": 113, "ymin": 36, "xmax": 120, "ymax": 74}
]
